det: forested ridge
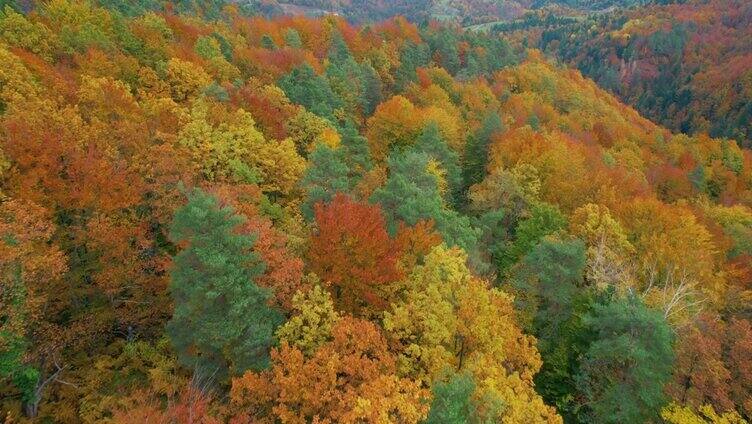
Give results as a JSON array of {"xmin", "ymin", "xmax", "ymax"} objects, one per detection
[
  {"xmin": 254, "ymin": 0, "xmax": 650, "ymax": 25},
  {"xmin": 492, "ymin": 0, "xmax": 752, "ymax": 148},
  {"xmin": 0, "ymin": 1, "xmax": 751, "ymax": 423}
]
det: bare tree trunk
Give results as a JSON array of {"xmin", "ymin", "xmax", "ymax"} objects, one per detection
[
  {"xmin": 23, "ymin": 398, "xmax": 39, "ymax": 419},
  {"xmin": 22, "ymin": 362, "xmax": 76, "ymax": 418}
]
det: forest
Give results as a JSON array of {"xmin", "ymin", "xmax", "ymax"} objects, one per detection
[
  {"xmin": 0, "ymin": 0, "xmax": 751, "ymax": 423},
  {"xmin": 493, "ymin": 0, "xmax": 752, "ymax": 147},
  {"xmin": 253, "ymin": 0, "xmax": 649, "ymax": 25}
]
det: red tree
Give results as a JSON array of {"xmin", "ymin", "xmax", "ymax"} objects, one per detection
[{"xmin": 309, "ymin": 193, "xmax": 403, "ymax": 315}]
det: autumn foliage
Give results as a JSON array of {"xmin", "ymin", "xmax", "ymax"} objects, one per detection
[
  {"xmin": 309, "ymin": 193, "xmax": 403, "ymax": 315},
  {"xmin": 0, "ymin": 1, "xmax": 751, "ymax": 422},
  {"xmin": 231, "ymin": 317, "xmax": 430, "ymax": 424}
]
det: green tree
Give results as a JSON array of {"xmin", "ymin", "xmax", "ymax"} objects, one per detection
[
  {"xmin": 534, "ymin": 292, "xmax": 594, "ymax": 423},
  {"xmin": 300, "ymin": 144, "xmax": 353, "ymax": 220},
  {"xmin": 0, "ymin": 0, "xmax": 17, "ymax": 11},
  {"xmin": 195, "ymin": 35, "xmax": 222, "ymax": 59},
  {"xmin": 424, "ymin": 28, "xmax": 460, "ymax": 75},
  {"xmin": 327, "ymin": 32, "xmax": 351, "ymax": 64},
  {"xmin": 0, "ymin": 273, "xmax": 41, "ymax": 415},
  {"xmin": 338, "ymin": 120, "xmax": 372, "ymax": 176},
  {"xmin": 474, "ymin": 209, "xmax": 509, "ymax": 271},
  {"xmin": 371, "ymin": 151, "xmax": 442, "ymax": 231},
  {"xmin": 462, "ymin": 112, "xmax": 503, "ymax": 198},
  {"xmin": 283, "ymin": 28, "xmax": 302, "ymax": 48},
  {"xmin": 525, "ymin": 238, "xmax": 586, "ymax": 328},
  {"xmin": 360, "ymin": 61, "xmax": 382, "ymax": 117},
  {"xmin": 371, "ymin": 151, "xmax": 479, "ymax": 253},
  {"xmin": 95, "ymin": 0, "xmax": 164, "ymax": 16},
  {"xmin": 395, "ymin": 41, "xmax": 430, "ymax": 90},
  {"xmin": 513, "ymin": 237, "xmax": 591, "ymax": 421},
  {"xmin": 326, "ymin": 33, "xmax": 363, "ymax": 118},
  {"xmin": 500, "ymin": 202, "xmax": 566, "ymax": 273},
  {"xmin": 42, "ymin": 0, "xmax": 116, "ymax": 54},
  {"xmin": 279, "ymin": 64, "xmax": 342, "ymax": 121},
  {"xmin": 260, "ymin": 34, "xmax": 276, "ymax": 50},
  {"xmin": 166, "ymin": 189, "xmax": 283, "ymax": 377},
  {"xmin": 458, "ymin": 34, "xmax": 516, "ymax": 77},
  {"xmin": 0, "ymin": 200, "xmax": 67, "ymax": 418},
  {"xmin": 414, "ymin": 122, "xmax": 462, "ymax": 207},
  {"xmin": 171, "ymin": 0, "xmax": 238, "ymax": 20},
  {"xmin": 426, "ymin": 372, "xmax": 477, "ymax": 424},
  {"xmin": 576, "ymin": 295, "xmax": 674, "ymax": 423},
  {"xmin": 0, "ymin": 5, "xmax": 59, "ymax": 61}
]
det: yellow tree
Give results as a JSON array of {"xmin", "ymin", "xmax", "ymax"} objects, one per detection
[
  {"xmin": 178, "ymin": 99, "xmax": 305, "ymax": 197},
  {"xmin": 569, "ymin": 203, "xmax": 635, "ymax": 290},
  {"xmin": 383, "ymin": 245, "xmax": 561, "ymax": 423},
  {"xmin": 166, "ymin": 58, "xmax": 212, "ymax": 102},
  {"xmin": 422, "ymin": 106, "xmax": 464, "ymax": 153},
  {"xmin": 276, "ymin": 285, "xmax": 340, "ymax": 356},
  {"xmin": 622, "ymin": 198, "xmax": 723, "ymax": 322},
  {"xmin": 0, "ymin": 6, "xmax": 59, "ymax": 61},
  {"xmin": 0, "ymin": 44, "xmax": 41, "ymax": 109},
  {"xmin": 661, "ymin": 403, "xmax": 747, "ymax": 424},
  {"xmin": 366, "ymin": 95, "xmax": 422, "ymax": 162}
]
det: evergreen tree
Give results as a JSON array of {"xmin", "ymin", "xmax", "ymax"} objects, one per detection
[
  {"xmin": 300, "ymin": 144, "xmax": 353, "ymax": 220},
  {"xmin": 279, "ymin": 64, "xmax": 342, "ymax": 121},
  {"xmin": 458, "ymin": 54, "xmax": 482, "ymax": 80},
  {"xmin": 425, "ymin": 28, "xmax": 460, "ymax": 75},
  {"xmin": 460, "ymin": 34, "xmax": 516, "ymax": 76},
  {"xmin": 0, "ymin": 201, "xmax": 67, "ymax": 418},
  {"xmin": 370, "ymin": 151, "xmax": 479, "ymax": 253},
  {"xmin": 166, "ymin": 189, "xmax": 283, "ymax": 377},
  {"xmin": 474, "ymin": 209, "xmax": 509, "ymax": 271},
  {"xmin": 534, "ymin": 291, "xmax": 595, "ymax": 423},
  {"xmin": 394, "ymin": 41, "xmax": 430, "ymax": 90},
  {"xmin": 327, "ymin": 32, "xmax": 351, "ymax": 64},
  {"xmin": 0, "ymin": 271, "xmax": 39, "ymax": 410},
  {"xmin": 462, "ymin": 112, "xmax": 503, "ymax": 198},
  {"xmin": 525, "ymin": 238, "xmax": 586, "ymax": 328},
  {"xmin": 426, "ymin": 372, "xmax": 477, "ymax": 424},
  {"xmin": 509, "ymin": 236, "xmax": 586, "ymax": 334},
  {"xmin": 325, "ymin": 33, "xmax": 365, "ymax": 118},
  {"xmin": 413, "ymin": 122, "xmax": 462, "ymax": 207},
  {"xmin": 338, "ymin": 121, "xmax": 372, "ymax": 176},
  {"xmin": 514, "ymin": 238, "xmax": 592, "ymax": 421},
  {"xmin": 283, "ymin": 28, "xmax": 302, "ymax": 48},
  {"xmin": 260, "ymin": 34, "xmax": 276, "ymax": 50},
  {"xmin": 360, "ymin": 61, "xmax": 382, "ymax": 117},
  {"xmin": 499, "ymin": 202, "xmax": 566, "ymax": 273},
  {"xmin": 576, "ymin": 295, "xmax": 675, "ymax": 423}
]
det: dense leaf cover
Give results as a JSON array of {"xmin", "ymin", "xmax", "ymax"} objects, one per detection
[
  {"xmin": 494, "ymin": 0, "xmax": 752, "ymax": 147},
  {"xmin": 0, "ymin": 1, "xmax": 750, "ymax": 423}
]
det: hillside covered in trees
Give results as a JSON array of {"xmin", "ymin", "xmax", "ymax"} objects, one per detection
[
  {"xmin": 252, "ymin": 0, "xmax": 649, "ymax": 26},
  {"xmin": 492, "ymin": 0, "xmax": 752, "ymax": 148},
  {"xmin": 0, "ymin": 1, "xmax": 751, "ymax": 423}
]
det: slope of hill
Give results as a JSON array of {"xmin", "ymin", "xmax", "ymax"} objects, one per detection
[
  {"xmin": 493, "ymin": 0, "xmax": 752, "ymax": 147},
  {"xmin": 0, "ymin": 2, "xmax": 750, "ymax": 423},
  {"xmin": 258, "ymin": 0, "xmax": 649, "ymax": 25}
]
